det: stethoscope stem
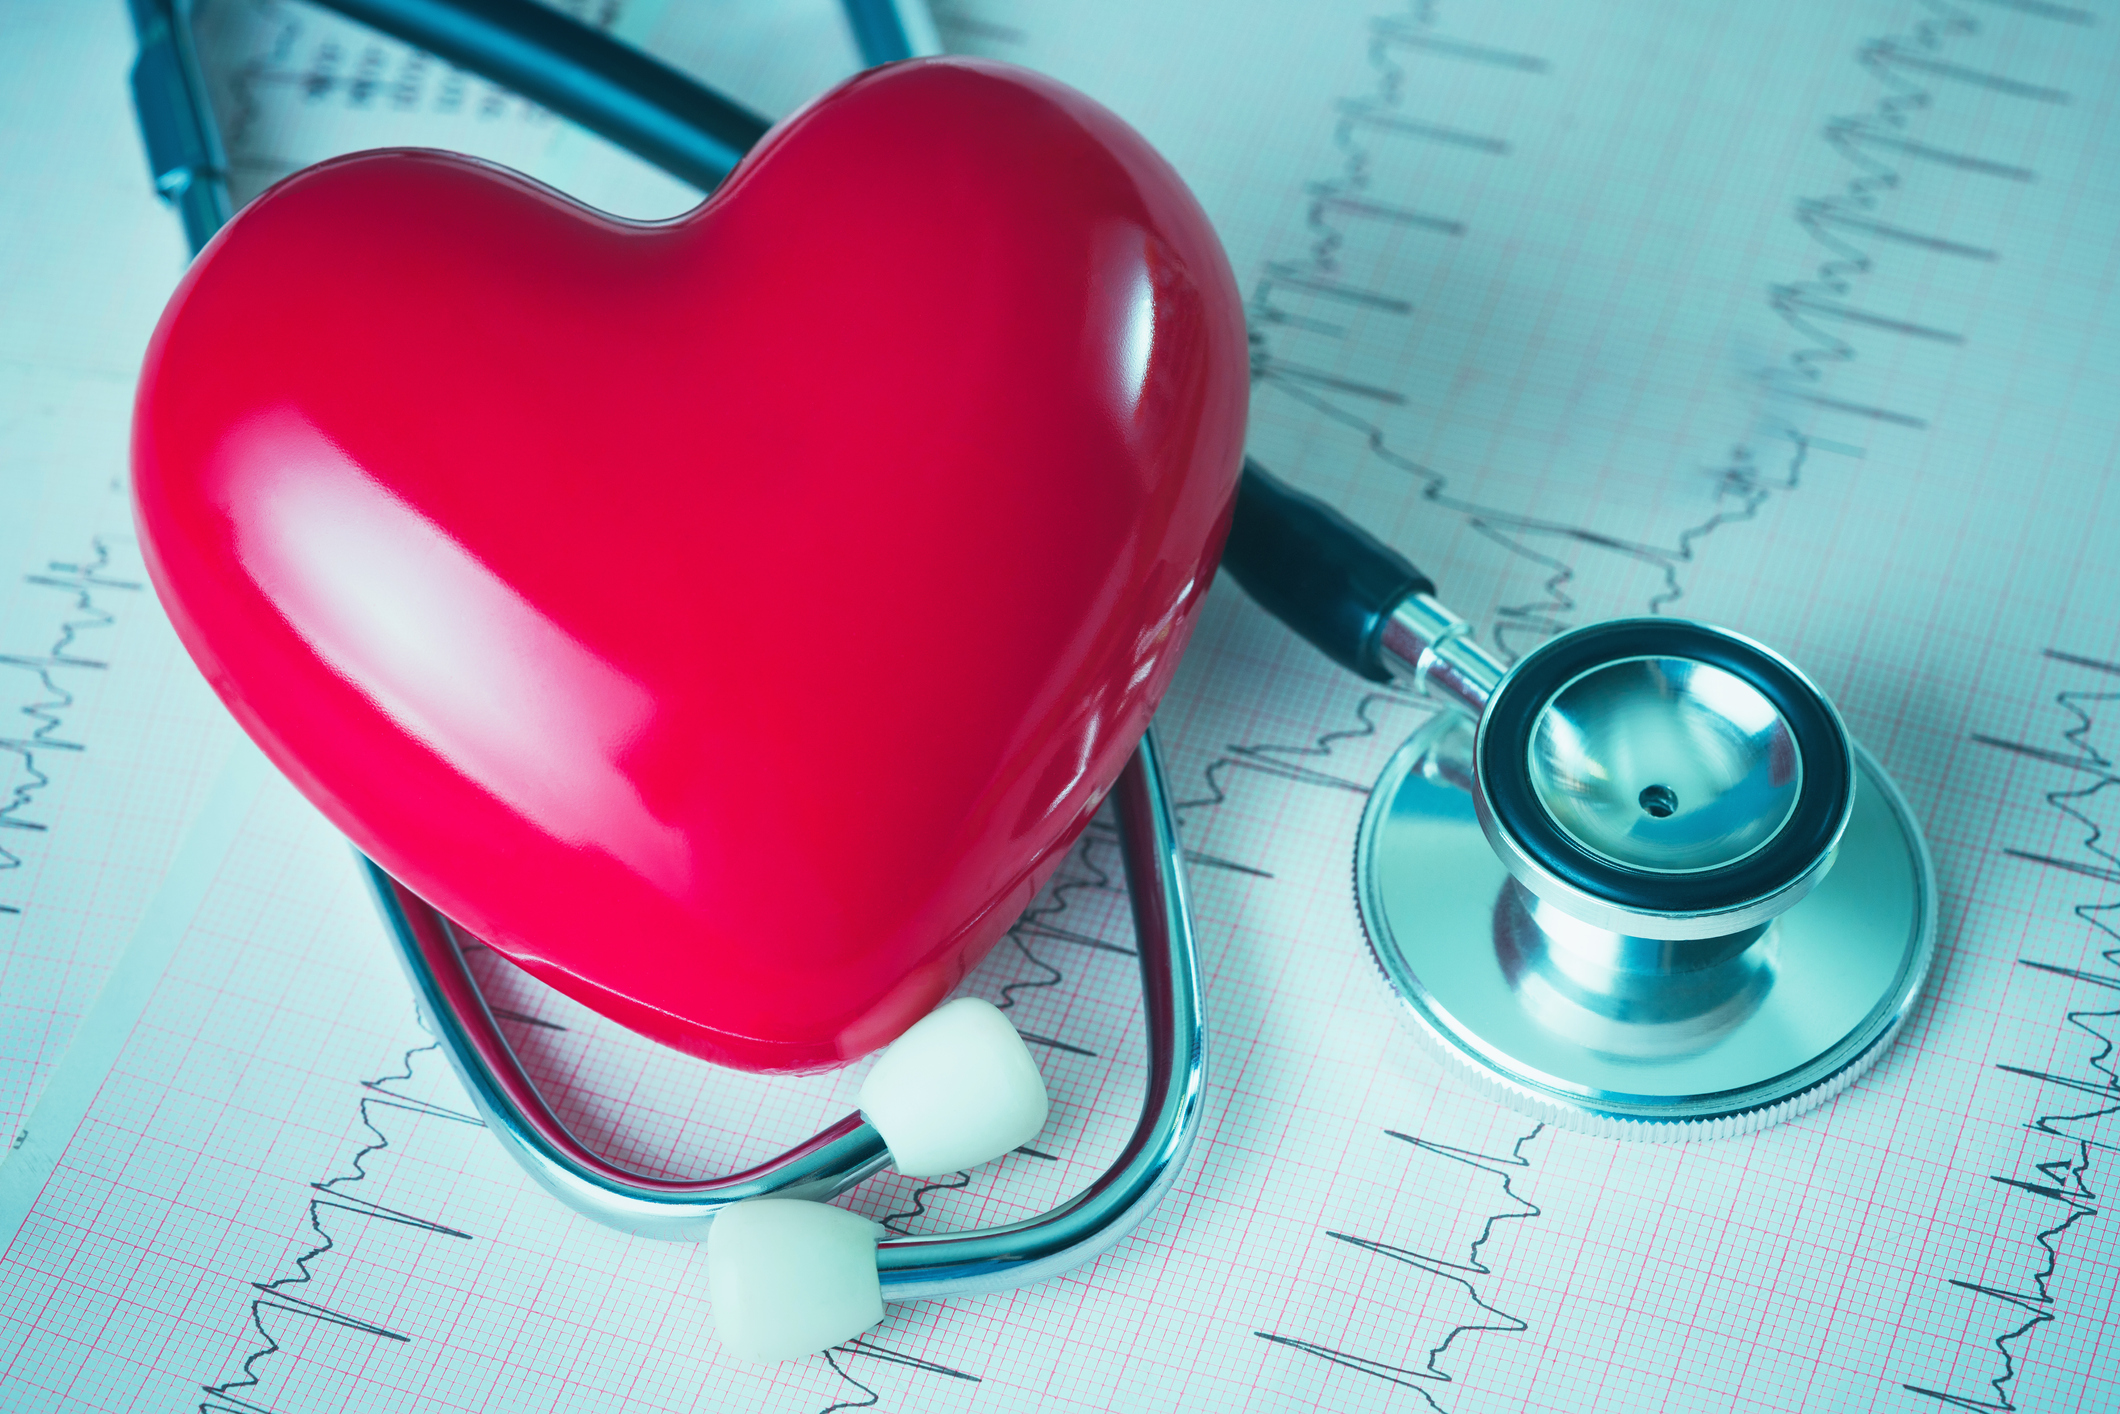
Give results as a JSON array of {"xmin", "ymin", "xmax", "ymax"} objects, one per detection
[
  {"xmin": 1222, "ymin": 459, "xmax": 1504, "ymax": 717},
  {"xmin": 1377, "ymin": 596, "xmax": 1505, "ymax": 716}
]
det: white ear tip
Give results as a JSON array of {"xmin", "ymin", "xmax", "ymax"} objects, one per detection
[
  {"xmin": 707, "ymin": 1200, "xmax": 884, "ymax": 1364},
  {"xmin": 860, "ymin": 997, "xmax": 1051, "ymax": 1177}
]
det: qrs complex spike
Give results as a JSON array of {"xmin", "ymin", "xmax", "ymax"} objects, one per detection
[
  {"xmin": 0, "ymin": 539, "xmax": 140, "ymax": 917},
  {"xmin": 1245, "ymin": 0, "xmax": 2064, "ymax": 659},
  {"xmin": 1930, "ymin": 651, "xmax": 2120, "ymax": 1413}
]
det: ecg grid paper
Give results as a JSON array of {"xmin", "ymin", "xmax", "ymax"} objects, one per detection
[
  {"xmin": 0, "ymin": 0, "xmax": 2117, "ymax": 1411},
  {"xmin": 0, "ymin": 10, "xmax": 243, "ymax": 1166}
]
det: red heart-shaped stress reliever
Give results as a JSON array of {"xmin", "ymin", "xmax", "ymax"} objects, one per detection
[{"xmin": 132, "ymin": 58, "xmax": 1247, "ymax": 1071}]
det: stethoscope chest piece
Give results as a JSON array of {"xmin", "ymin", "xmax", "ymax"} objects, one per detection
[{"xmin": 1355, "ymin": 622, "xmax": 1937, "ymax": 1139}]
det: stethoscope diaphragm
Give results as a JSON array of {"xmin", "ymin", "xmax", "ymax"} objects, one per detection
[{"xmin": 1355, "ymin": 709, "xmax": 1935, "ymax": 1138}]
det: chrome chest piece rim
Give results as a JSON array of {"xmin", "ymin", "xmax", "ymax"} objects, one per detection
[
  {"xmin": 1473, "ymin": 620, "xmax": 1857, "ymax": 941},
  {"xmin": 1355, "ymin": 712, "xmax": 1937, "ymax": 1139}
]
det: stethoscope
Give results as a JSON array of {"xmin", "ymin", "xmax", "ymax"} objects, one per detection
[
  {"xmin": 1223, "ymin": 470, "xmax": 1936, "ymax": 1138},
  {"xmin": 124, "ymin": 0, "xmax": 1936, "ymax": 1363}
]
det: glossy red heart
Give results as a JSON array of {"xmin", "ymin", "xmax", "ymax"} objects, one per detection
[{"xmin": 133, "ymin": 58, "xmax": 1246, "ymax": 1072}]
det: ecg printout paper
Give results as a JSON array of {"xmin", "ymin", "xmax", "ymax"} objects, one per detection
[
  {"xmin": 0, "ymin": 12, "xmax": 245, "ymax": 1161},
  {"xmin": 0, "ymin": 1, "xmax": 2117, "ymax": 1412}
]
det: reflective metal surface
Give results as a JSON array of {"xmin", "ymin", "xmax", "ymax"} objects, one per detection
[
  {"xmin": 1377, "ymin": 591, "xmax": 1507, "ymax": 716},
  {"xmin": 1525, "ymin": 656, "xmax": 1802, "ymax": 874},
  {"xmin": 366, "ymin": 731, "xmax": 1207, "ymax": 1293},
  {"xmin": 1496, "ymin": 884, "xmax": 1776, "ymax": 1061},
  {"xmin": 1354, "ymin": 714, "xmax": 1935, "ymax": 1138},
  {"xmin": 877, "ymin": 729, "xmax": 1208, "ymax": 1298}
]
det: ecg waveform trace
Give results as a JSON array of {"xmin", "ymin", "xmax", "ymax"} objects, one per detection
[
  {"xmin": 199, "ymin": 1043, "xmax": 477, "ymax": 1414},
  {"xmin": 1256, "ymin": 1126, "xmax": 1545, "ymax": 1412},
  {"xmin": 0, "ymin": 540, "xmax": 141, "ymax": 919},
  {"xmin": 1247, "ymin": 0, "xmax": 2069, "ymax": 665},
  {"xmin": 1239, "ymin": 0, "xmax": 2110, "ymax": 1402},
  {"xmin": 3, "ymin": 0, "xmax": 2113, "ymax": 1410},
  {"xmin": 212, "ymin": 821, "xmax": 1146, "ymax": 1407},
  {"xmin": 1916, "ymin": 652, "xmax": 2120, "ymax": 1412}
]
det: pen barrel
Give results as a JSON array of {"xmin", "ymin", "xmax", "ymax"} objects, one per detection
[{"xmin": 1221, "ymin": 459, "xmax": 1435, "ymax": 684}]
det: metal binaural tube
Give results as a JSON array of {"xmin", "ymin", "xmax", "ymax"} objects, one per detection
[
  {"xmin": 841, "ymin": 0, "xmax": 945, "ymax": 63},
  {"xmin": 876, "ymin": 731, "xmax": 1208, "ymax": 1299},
  {"xmin": 364, "ymin": 860, "xmax": 896, "ymax": 1241},
  {"xmin": 153, "ymin": 0, "xmax": 1210, "ymax": 1302},
  {"xmin": 312, "ymin": 0, "xmax": 771, "ymax": 190},
  {"xmin": 364, "ymin": 731, "xmax": 1207, "ymax": 1296}
]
